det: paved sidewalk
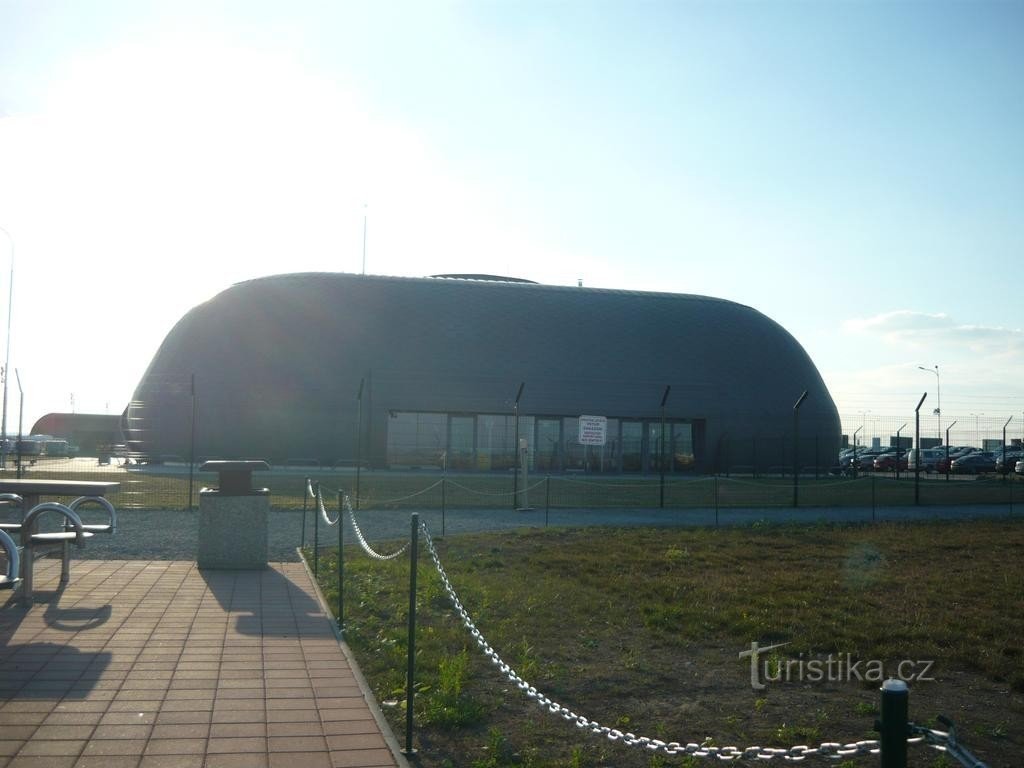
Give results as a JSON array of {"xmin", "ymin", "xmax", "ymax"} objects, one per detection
[{"xmin": 0, "ymin": 559, "xmax": 403, "ymax": 768}]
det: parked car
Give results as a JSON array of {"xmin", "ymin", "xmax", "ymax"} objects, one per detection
[
  {"xmin": 906, "ymin": 448, "xmax": 945, "ymax": 473},
  {"xmin": 847, "ymin": 448, "xmax": 890, "ymax": 472},
  {"xmin": 994, "ymin": 449, "xmax": 1024, "ymax": 474},
  {"xmin": 950, "ymin": 452, "xmax": 997, "ymax": 474},
  {"xmin": 873, "ymin": 452, "xmax": 908, "ymax": 472},
  {"xmin": 935, "ymin": 447, "xmax": 980, "ymax": 473}
]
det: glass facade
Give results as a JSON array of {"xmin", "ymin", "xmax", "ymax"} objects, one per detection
[
  {"xmin": 386, "ymin": 412, "xmax": 447, "ymax": 467},
  {"xmin": 384, "ymin": 411, "xmax": 700, "ymax": 473}
]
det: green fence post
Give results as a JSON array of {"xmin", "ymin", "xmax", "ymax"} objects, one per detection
[
  {"xmin": 337, "ymin": 490, "xmax": 344, "ymax": 633},
  {"xmin": 313, "ymin": 482, "xmax": 320, "ymax": 581},
  {"xmin": 403, "ymin": 513, "xmax": 420, "ymax": 756},
  {"xmin": 301, "ymin": 476, "xmax": 309, "ymax": 549},
  {"xmin": 714, "ymin": 476, "xmax": 719, "ymax": 528},
  {"xmin": 872, "ymin": 475, "xmax": 876, "ymax": 523},
  {"xmin": 878, "ymin": 679, "xmax": 909, "ymax": 768},
  {"xmin": 545, "ymin": 475, "xmax": 550, "ymax": 527}
]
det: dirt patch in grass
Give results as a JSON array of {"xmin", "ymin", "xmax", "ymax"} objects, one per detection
[{"xmin": 311, "ymin": 518, "xmax": 1023, "ymax": 768}]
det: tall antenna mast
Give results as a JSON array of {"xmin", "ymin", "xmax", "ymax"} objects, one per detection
[{"xmin": 361, "ymin": 203, "xmax": 367, "ymax": 275}]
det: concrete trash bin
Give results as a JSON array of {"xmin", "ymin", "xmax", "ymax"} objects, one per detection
[{"xmin": 197, "ymin": 460, "xmax": 270, "ymax": 570}]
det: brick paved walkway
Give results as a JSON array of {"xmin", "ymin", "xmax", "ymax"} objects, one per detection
[{"xmin": 0, "ymin": 560, "xmax": 403, "ymax": 768}]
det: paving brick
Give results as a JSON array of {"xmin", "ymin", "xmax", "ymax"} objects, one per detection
[{"xmin": 1, "ymin": 562, "xmax": 397, "ymax": 768}]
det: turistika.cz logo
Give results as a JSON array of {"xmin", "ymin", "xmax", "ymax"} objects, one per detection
[{"xmin": 738, "ymin": 642, "xmax": 936, "ymax": 691}]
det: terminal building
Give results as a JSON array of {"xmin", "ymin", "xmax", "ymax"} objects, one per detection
[{"xmin": 124, "ymin": 273, "xmax": 841, "ymax": 473}]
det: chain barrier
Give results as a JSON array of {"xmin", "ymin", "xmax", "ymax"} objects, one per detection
[
  {"xmin": 417, "ymin": 520, "xmax": 912, "ymax": 762},
  {"xmin": 445, "ymin": 480, "xmax": 516, "ymax": 498},
  {"xmin": 369, "ymin": 479, "xmax": 444, "ymax": 507},
  {"xmin": 555, "ymin": 476, "xmax": 669, "ymax": 489},
  {"xmin": 911, "ymin": 721, "xmax": 989, "ymax": 768},
  {"xmin": 341, "ymin": 493, "xmax": 410, "ymax": 561},
  {"xmin": 316, "ymin": 485, "xmax": 341, "ymax": 526}
]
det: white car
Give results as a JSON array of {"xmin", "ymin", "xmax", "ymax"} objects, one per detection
[{"xmin": 906, "ymin": 448, "xmax": 945, "ymax": 473}]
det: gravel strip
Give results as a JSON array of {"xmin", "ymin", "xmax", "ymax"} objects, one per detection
[{"xmin": 63, "ymin": 503, "xmax": 1016, "ymax": 562}]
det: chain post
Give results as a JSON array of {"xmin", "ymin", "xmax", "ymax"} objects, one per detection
[
  {"xmin": 337, "ymin": 490, "xmax": 344, "ymax": 633},
  {"xmin": 313, "ymin": 482, "xmax": 320, "ymax": 581},
  {"xmin": 714, "ymin": 476, "xmax": 719, "ymax": 527},
  {"xmin": 441, "ymin": 477, "xmax": 446, "ymax": 537},
  {"xmin": 878, "ymin": 679, "xmax": 909, "ymax": 768},
  {"xmin": 403, "ymin": 513, "xmax": 420, "ymax": 756},
  {"xmin": 301, "ymin": 476, "xmax": 309, "ymax": 549},
  {"xmin": 545, "ymin": 475, "xmax": 550, "ymax": 527},
  {"xmin": 872, "ymin": 474, "xmax": 876, "ymax": 522}
]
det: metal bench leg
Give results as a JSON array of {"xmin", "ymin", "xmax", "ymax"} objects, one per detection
[
  {"xmin": 20, "ymin": 545, "xmax": 34, "ymax": 606},
  {"xmin": 61, "ymin": 540, "xmax": 71, "ymax": 584}
]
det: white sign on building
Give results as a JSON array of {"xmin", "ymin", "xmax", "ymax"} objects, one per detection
[{"xmin": 578, "ymin": 415, "xmax": 607, "ymax": 446}]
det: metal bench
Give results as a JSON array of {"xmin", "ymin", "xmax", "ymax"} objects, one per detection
[
  {"xmin": 0, "ymin": 492, "xmax": 117, "ymax": 604},
  {"xmin": 0, "ymin": 528, "xmax": 19, "ymax": 591},
  {"xmin": 0, "ymin": 492, "xmax": 23, "ymax": 535},
  {"xmin": 19, "ymin": 502, "xmax": 92, "ymax": 605},
  {"xmin": 65, "ymin": 496, "xmax": 118, "ymax": 535}
]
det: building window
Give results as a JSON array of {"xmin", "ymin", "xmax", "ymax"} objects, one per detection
[
  {"xmin": 384, "ymin": 411, "xmax": 698, "ymax": 474},
  {"xmin": 386, "ymin": 412, "xmax": 446, "ymax": 468},
  {"xmin": 448, "ymin": 415, "xmax": 476, "ymax": 470}
]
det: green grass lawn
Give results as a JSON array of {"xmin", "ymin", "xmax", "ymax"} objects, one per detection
[{"xmin": 310, "ymin": 518, "xmax": 1023, "ymax": 768}]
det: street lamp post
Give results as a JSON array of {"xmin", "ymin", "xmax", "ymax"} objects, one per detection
[
  {"xmin": 0, "ymin": 225, "xmax": 12, "ymax": 470},
  {"xmin": 917, "ymin": 365, "xmax": 941, "ymax": 441}
]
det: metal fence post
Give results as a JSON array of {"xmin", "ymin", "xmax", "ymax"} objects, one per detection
[
  {"xmin": 403, "ymin": 513, "xmax": 420, "ymax": 756},
  {"xmin": 714, "ymin": 476, "xmax": 719, "ymax": 528},
  {"xmin": 872, "ymin": 474, "xmax": 876, "ymax": 522},
  {"xmin": 914, "ymin": 392, "xmax": 927, "ymax": 506},
  {"xmin": 879, "ymin": 679, "xmax": 909, "ymax": 768},
  {"xmin": 313, "ymin": 482, "xmax": 321, "ymax": 581},
  {"xmin": 441, "ymin": 477, "xmax": 446, "ymax": 537},
  {"xmin": 301, "ymin": 476, "xmax": 310, "ymax": 549},
  {"xmin": 188, "ymin": 373, "xmax": 197, "ymax": 511},
  {"xmin": 337, "ymin": 490, "xmax": 344, "ymax": 633},
  {"xmin": 545, "ymin": 475, "xmax": 550, "ymax": 527},
  {"xmin": 793, "ymin": 390, "xmax": 808, "ymax": 508}
]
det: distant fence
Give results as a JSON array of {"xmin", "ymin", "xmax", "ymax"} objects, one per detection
[{"xmin": 1, "ymin": 455, "xmax": 1021, "ymax": 513}]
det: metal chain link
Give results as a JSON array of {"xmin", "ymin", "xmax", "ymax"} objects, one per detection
[
  {"xmin": 342, "ymin": 495, "xmax": 410, "ymax": 561},
  {"xmin": 910, "ymin": 722, "xmax": 989, "ymax": 768},
  {"xmin": 445, "ymin": 480, "xmax": 516, "ymax": 498},
  {"xmin": 316, "ymin": 486, "xmax": 340, "ymax": 527},
  {"xmin": 419, "ymin": 524, "xmax": 962, "ymax": 765},
  {"xmin": 370, "ymin": 479, "xmax": 444, "ymax": 506}
]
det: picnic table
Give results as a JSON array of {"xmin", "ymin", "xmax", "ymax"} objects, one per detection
[{"xmin": 0, "ymin": 479, "xmax": 120, "ymax": 604}]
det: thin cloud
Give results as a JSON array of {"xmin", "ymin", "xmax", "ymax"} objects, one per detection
[{"xmin": 844, "ymin": 310, "xmax": 1023, "ymax": 354}]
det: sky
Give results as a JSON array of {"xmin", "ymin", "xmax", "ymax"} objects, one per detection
[{"xmin": 0, "ymin": 0, "xmax": 1022, "ymax": 446}]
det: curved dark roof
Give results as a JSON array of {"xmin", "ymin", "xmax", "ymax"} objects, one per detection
[{"xmin": 127, "ymin": 272, "xmax": 839, "ymax": 465}]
